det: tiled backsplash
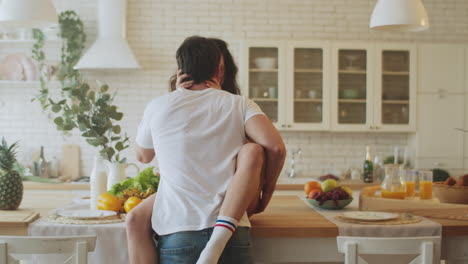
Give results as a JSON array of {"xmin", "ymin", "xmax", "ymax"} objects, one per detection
[{"xmin": 1, "ymin": 0, "xmax": 466, "ymax": 178}]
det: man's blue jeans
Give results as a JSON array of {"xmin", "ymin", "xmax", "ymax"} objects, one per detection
[{"xmin": 157, "ymin": 227, "xmax": 254, "ymax": 264}]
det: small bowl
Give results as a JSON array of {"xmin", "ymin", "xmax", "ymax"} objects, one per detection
[
  {"xmin": 342, "ymin": 89, "xmax": 360, "ymax": 99},
  {"xmin": 306, "ymin": 197, "xmax": 353, "ymax": 210},
  {"xmin": 254, "ymin": 57, "xmax": 276, "ymax": 69}
]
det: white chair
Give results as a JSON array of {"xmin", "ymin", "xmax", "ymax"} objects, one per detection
[
  {"xmin": 337, "ymin": 236, "xmax": 441, "ymax": 264},
  {"xmin": 0, "ymin": 235, "xmax": 97, "ymax": 264}
]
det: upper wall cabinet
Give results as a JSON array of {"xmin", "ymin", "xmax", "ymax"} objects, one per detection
[
  {"xmin": 331, "ymin": 42, "xmax": 374, "ymax": 131},
  {"xmin": 374, "ymin": 44, "xmax": 417, "ymax": 132},
  {"xmin": 240, "ymin": 40, "xmax": 330, "ymax": 130},
  {"xmin": 241, "ymin": 40, "xmax": 417, "ymax": 132},
  {"xmin": 240, "ymin": 40, "xmax": 286, "ymax": 127},
  {"xmin": 286, "ymin": 41, "xmax": 330, "ymax": 130},
  {"xmin": 418, "ymin": 44, "xmax": 465, "ymax": 94}
]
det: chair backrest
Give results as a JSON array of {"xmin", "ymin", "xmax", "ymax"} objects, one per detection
[
  {"xmin": 337, "ymin": 236, "xmax": 441, "ymax": 264},
  {"xmin": 0, "ymin": 235, "xmax": 97, "ymax": 264}
]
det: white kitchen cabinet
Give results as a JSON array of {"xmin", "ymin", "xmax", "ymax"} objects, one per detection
[
  {"xmin": 414, "ymin": 93, "xmax": 464, "ymax": 170},
  {"xmin": 240, "ymin": 40, "xmax": 287, "ymax": 128},
  {"xmin": 285, "ymin": 41, "xmax": 330, "ymax": 130},
  {"xmin": 331, "ymin": 42, "xmax": 374, "ymax": 131},
  {"xmin": 241, "ymin": 40, "xmax": 330, "ymax": 130},
  {"xmin": 241, "ymin": 40, "xmax": 416, "ymax": 132},
  {"xmin": 418, "ymin": 44, "xmax": 465, "ymax": 94},
  {"xmin": 374, "ymin": 43, "xmax": 417, "ymax": 132}
]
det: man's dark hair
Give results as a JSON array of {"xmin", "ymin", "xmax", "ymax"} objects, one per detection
[{"xmin": 176, "ymin": 36, "xmax": 221, "ymax": 84}]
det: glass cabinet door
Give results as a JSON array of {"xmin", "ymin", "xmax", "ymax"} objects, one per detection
[
  {"xmin": 293, "ymin": 48, "xmax": 323, "ymax": 123},
  {"xmin": 287, "ymin": 41, "xmax": 330, "ymax": 130},
  {"xmin": 248, "ymin": 47, "xmax": 280, "ymax": 123},
  {"xmin": 336, "ymin": 49, "xmax": 369, "ymax": 125},
  {"xmin": 375, "ymin": 44, "xmax": 416, "ymax": 131},
  {"xmin": 381, "ymin": 50, "xmax": 410, "ymax": 124}
]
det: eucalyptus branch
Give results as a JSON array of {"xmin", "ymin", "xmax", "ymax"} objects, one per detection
[{"xmin": 31, "ymin": 10, "xmax": 129, "ymax": 163}]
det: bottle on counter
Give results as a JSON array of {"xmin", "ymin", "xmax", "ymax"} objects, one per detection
[
  {"xmin": 363, "ymin": 146, "xmax": 374, "ymax": 183},
  {"xmin": 373, "ymin": 152, "xmax": 384, "ymax": 183}
]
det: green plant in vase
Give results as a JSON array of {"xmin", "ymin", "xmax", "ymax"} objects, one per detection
[{"xmin": 31, "ymin": 11, "xmax": 129, "ymax": 164}]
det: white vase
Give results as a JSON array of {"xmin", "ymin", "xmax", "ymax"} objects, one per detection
[
  {"xmin": 107, "ymin": 161, "xmax": 140, "ymax": 191},
  {"xmin": 90, "ymin": 153, "xmax": 107, "ymax": 209}
]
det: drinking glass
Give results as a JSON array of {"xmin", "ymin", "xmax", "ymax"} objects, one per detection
[
  {"xmin": 418, "ymin": 170, "xmax": 433, "ymax": 200},
  {"xmin": 402, "ymin": 168, "xmax": 416, "ymax": 198}
]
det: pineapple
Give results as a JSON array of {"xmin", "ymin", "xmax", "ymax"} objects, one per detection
[{"xmin": 0, "ymin": 138, "xmax": 23, "ymax": 210}]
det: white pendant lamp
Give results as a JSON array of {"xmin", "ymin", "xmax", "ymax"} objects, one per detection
[
  {"xmin": 0, "ymin": 0, "xmax": 58, "ymax": 29},
  {"xmin": 75, "ymin": 0, "xmax": 140, "ymax": 70},
  {"xmin": 370, "ymin": 0, "xmax": 429, "ymax": 32}
]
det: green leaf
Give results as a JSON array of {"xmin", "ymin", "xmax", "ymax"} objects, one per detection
[
  {"xmin": 71, "ymin": 89, "xmax": 80, "ymax": 96},
  {"xmin": 88, "ymin": 91, "xmax": 95, "ymax": 101},
  {"xmin": 101, "ymin": 94, "xmax": 111, "ymax": 102},
  {"xmin": 86, "ymin": 139, "xmax": 100, "ymax": 147},
  {"xmin": 100, "ymin": 84, "xmax": 109, "ymax": 93},
  {"xmin": 71, "ymin": 104, "xmax": 80, "ymax": 113},
  {"xmin": 58, "ymin": 99, "xmax": 66, "ymax": 105},
  {"xmin": 112, "ymin": 125, "xmax": 121, "ymax": 134},
  {"xmin": 113, "ymin": 112, "xmax": 123, "ymax": 121},
  {"xmin": 111, "ymin": 136, "xmax": 121, "ymax": 141},
  {"xmin": 52, "ymin": 104, "xmax": 61, "ymax": 113},
  {"xmin": 54, "ymin": 117, "xmax": 64, "ymax": 126},
  {"xmin": 115, "ymin": 142, "xmax": 124, "ymax": 151}
]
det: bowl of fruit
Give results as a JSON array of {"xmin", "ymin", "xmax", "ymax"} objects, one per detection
[{"xmin": 304, "ymin": 179, "xmax": 353, "ymax": 210}]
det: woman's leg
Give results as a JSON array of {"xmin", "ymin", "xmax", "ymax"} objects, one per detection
[
  {"xmin": 197, "ymin": 143, "xmax": 265, "ymax": 264},
  {"xmin": 126, "ymin": 193, "xmax": 158, "ymax": 264}
]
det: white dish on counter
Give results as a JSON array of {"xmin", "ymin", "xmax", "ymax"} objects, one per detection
[
  {"xmin": 57, "ymin": 209, "xmax": 116, "ymax": 219},
  {"xmin": 340, "ymin": 211, "xmax": 399, "ymax": 221}
]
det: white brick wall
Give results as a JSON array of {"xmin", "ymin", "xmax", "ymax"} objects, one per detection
[{"xmin": 1, "ymin": 0, "xmax": 465, "ymax": 178}]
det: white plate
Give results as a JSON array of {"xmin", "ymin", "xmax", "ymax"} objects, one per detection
[
  {"xmin": 340, "ymin": 211, "xmax": 399, "ymax": 222},
  {"xmin": 57, "ymin": 209, "xmax": 117, "ymax": 219}
]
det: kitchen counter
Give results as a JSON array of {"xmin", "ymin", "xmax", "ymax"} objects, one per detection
[
  {"xmin": 23, "ymin": 179, "xmax": 378, "ymax": 191},
  {"xmin": 250, "ymin": 195, "xmax": 468, "ymax": 237},
  {"xmin": 4, "ymin": 191, "xmax": 468, "ymax": 263}
]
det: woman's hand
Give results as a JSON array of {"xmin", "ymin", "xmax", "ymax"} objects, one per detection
[{"xmin": 176, "ymin": 69, "xmax": 194, "ymax": 89}]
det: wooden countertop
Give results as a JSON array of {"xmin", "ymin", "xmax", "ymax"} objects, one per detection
[
  {"xmin": 250, "ymin": 195, "xmax": 468, "ymax": 238},
  {"xmin": 23, "ymin": 180, "xmax": 378, "ymax": 191},
  {"xmin": 250, "ymin": 195, "xmax": 338, "ymax": 237},
  {"xmin": 3, "ymin": 191, "xmax": 468, "ymax": 238}
]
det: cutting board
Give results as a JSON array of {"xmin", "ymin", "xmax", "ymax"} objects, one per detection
[
  {"xmin": 60, "ymin": 144, "xmax": 80, "ymax": 181},
  {"xmin": 0, "ymin": 210, "xmax": 39, "ymax": 227}
]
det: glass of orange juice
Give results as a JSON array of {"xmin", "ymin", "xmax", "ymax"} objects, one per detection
[
  {"xmin": 418, "ymin": 170, "xmax": 433, "ymax": 200},
  {"xmin": 403, "ymin": 169, "xmax": 416, "ymax": 198}
]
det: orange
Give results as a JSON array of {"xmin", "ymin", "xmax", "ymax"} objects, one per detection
[
  {"xmin": 304, "ymin": 181, "xmax": 321, "ymax": 195},
  {"xmin": 308, "ymin": 189, "xmax": 321, "ymax": 199}
]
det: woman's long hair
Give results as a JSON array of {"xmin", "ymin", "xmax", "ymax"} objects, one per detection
[{"xmin": 169, "ymin": 38, "xmax": 241, "ymax": 95}]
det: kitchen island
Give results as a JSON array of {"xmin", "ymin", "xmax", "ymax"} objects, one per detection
[{"xmin": 2, "ymin": 186, "xmax": 468, "ymax": 263}]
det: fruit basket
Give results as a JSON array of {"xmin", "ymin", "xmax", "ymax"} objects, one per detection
[
  {"xmin": 433, "ymin": 182, "xmax": 468, "ymax": 204},
  {"xmin": 306, "ymin": 197, "xmax": 353, "ymax": 210}
]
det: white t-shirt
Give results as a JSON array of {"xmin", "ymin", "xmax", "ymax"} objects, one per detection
[{"xmin": 136, "ymin": 87, "xmax": 265, "ymax": 235}]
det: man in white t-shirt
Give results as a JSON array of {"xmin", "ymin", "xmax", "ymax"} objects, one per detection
[{"xmin": 135, "ymin": 36, "xmax": 286, "ymax": 264}]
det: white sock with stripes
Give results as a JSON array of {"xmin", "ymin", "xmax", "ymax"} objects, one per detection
[{"xmin": 196, "ymin": 216, "xmax": 238, "ymax": 264}]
